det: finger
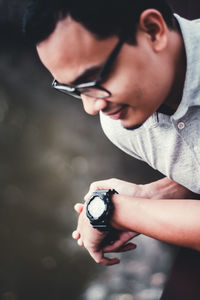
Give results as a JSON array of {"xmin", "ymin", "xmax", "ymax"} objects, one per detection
[
  {"xmin": 104, "ymin": 242, "xmax": 137, "ymax": 253},
  {"xmin": 84, "ymin": 179, "xmax": 113, "ymax": 201},
  {"xmin": 103, "ymin": 231, "xmax": 138, "ymax": 252},
  {"xmin": 84, "ymin": 192, "xmax": 93, "ymax": 201},
  {"xmin": 77, "ymin": 238, "xmax": 84, "ymax": 246},
  {"xmin": 74, "ymin": 203, "xmax": 84, "ymax": 214},
  {"xmin": 103, "ymin": 238, "xmax": 123, "ymax": 251},
  {"xmin": 99, "ymin": 257, "xmax": 120, "ymax": 266},
  {"xmin": 89, "ymin": 250, "xmax": 120, "ymax": 266},
  {"xmin": 118, "ymin": 243, "xmax": 137, "ymax": 252},
  {"xmin": 72, "ymin": 230, "xmax": 80, "ymax": 239}
]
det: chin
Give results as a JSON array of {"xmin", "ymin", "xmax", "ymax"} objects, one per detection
[{"xmin": 121, "ymin": 122, "xmax": 143, "ymax": 131}]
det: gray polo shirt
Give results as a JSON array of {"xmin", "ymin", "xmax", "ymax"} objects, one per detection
[{"xmin": 100, "ymin": 14, "xmax": 200, "ymax": 194}]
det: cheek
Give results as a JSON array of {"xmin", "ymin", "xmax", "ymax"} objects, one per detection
[
  {"xmin": 103, "ymin": 51, "xmax": 170, "ymax": 107},
  {"xmin": 105, "ymin": 67, "xmax": 140, "ymax": 100},
  {"xmin": 110, "ymin": 72, "xmax": 146, "ymax": 107}
]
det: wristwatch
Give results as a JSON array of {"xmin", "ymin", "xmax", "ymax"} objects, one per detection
[{"xmin": 86, "ymin": 189, "xmax": 118, "ymax": 232}]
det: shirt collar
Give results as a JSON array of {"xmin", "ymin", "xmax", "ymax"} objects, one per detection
[{"xmin": 172, "ymin": 14, "xmax": 200, "ymax": 120}]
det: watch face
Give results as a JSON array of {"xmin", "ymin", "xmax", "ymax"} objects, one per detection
[{"xmin": 88, "ymin": 196, "xmax": 106, "ymax": 220}]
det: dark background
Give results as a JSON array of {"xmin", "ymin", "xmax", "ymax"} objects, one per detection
[{"xmin": 0, "ymin": 1, "xmax": 199, "ymax": 300}]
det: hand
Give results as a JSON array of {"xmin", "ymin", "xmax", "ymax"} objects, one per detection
[
  {"xmin": 72, "ymin": 203, "xmax": 137, "ymax": 266},
  {"xmin": 84, "ymin": 177, "xmax": 197, "ymax": 201},
  {"xmin": 84, "ymin": 178, "xmax": 144, "ymax": 201}
]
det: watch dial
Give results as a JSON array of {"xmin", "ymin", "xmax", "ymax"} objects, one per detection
[{"xmin": 88, "ymin": 196, "xmax": 106, "ymax": 219}]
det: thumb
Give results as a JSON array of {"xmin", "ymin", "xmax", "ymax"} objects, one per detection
[{"xmin": 74, "ymin": 203, "xmax": 84, "ymax": 214}]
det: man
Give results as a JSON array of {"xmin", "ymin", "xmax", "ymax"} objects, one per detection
[{"xmin": 23, "ymin": 0, "xmax": 200, "ymax": 267}]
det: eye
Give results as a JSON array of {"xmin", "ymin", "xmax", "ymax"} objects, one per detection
[
  {"xmin": 72, "ymin": 67, "xmax": 102, "ymax": 86},
  {"xmin": 80, "ymin": 73, "xmax": 99, "ymax": 83}
]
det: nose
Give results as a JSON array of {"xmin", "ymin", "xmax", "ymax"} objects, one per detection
[{"xmin": 81, "ymin": 95, "xmax": 108, "ymax": 115}]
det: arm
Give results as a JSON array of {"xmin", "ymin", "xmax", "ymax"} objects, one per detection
[
  {"xmin": 84, "ymin": 177, "xmax": 198, "ymax": 201},
  {"xmin": 73, "ymin": 177, "xmax": 199, "ymax": 265},
  {"xmin": 111, "ymin": 194, "xmax": 200, "ymax": 251},
  {"xmin": 142, "ymin": 177, "xmax": 199, "ymax": 200}
]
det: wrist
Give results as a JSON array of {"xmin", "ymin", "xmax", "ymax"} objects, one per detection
[{"xmin": 110, "ymin": 193, "xmax": 135, "ymax": 231}]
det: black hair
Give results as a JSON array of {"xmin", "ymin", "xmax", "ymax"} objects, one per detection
[{"xmin": 23, "ymin": 0, "xmax": 174, "ymax": 45}]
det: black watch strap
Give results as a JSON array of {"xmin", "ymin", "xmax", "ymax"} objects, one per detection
[{"xmin": 93, "ymin": 189, "xmax": 117, "ymax": 200}]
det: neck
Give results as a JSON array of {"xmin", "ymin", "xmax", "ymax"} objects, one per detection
[{"xmin": 163, "ymin": 20, "xmax": 187, "ymax": 114}]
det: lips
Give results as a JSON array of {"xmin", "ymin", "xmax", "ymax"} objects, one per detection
[{"xmin": 103, "ymin": 105, "xmax": 127, "ymax": 120}]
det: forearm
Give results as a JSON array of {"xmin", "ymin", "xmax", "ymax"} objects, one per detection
[
  {"xmin": 111, "ymin": 194, "xmax": 200, "ymax": 251},
  {"xmin": 84, "ymin": 177, "xmax": 198, "ymax": 202},
  {"xmin": 141, "ymin": 177, "xmax": 199, "ymax": 199}
]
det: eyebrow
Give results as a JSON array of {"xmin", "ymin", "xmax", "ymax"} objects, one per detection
[{"xmin": 69, "ymin": 65, "xmax": 103, "ymax": 86}]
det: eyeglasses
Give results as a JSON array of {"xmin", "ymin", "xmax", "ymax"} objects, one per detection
[{"xmin": 52, "ymin": 39, "xmax": 124, "ymax": 99}]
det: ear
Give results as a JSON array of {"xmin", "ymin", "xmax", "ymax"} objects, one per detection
[{"xmin": 138, "ymin": 9, "xmax": 168, "ymax": 52}]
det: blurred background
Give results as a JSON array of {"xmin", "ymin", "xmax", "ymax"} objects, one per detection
[{"xmin": 0, "ymin": 1, "xmax": 200, "ymax": 300}]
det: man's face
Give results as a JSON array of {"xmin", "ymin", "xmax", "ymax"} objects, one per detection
[{"xmin": 37, "ymin": 15, "xmax": 175, "ymax": 129}]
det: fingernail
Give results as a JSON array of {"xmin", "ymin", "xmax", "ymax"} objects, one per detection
[
  {"xmin": 74, "ymin": 203, "xmax": 79, "ymax": 210},
  {"xmin": 72, "ymin": 231, "xmax": 79, "ymax": 239},
  {"xmin": 77, "ymin": 239, "xmax": 83, "ymax": 246}
]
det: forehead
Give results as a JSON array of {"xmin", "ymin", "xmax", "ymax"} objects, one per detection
[{"xmin": 37, "ymin": 16, "xmax": 118, "ymax": 83}]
